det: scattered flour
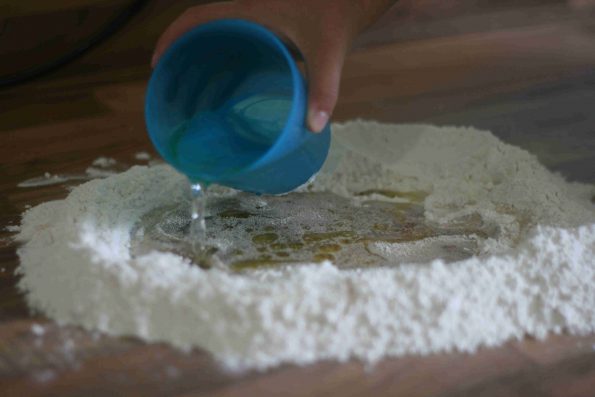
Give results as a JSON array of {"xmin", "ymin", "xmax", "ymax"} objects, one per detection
[
  {"xmin": 134, "ymin": 151, "xmax": 152, "ymax": 161},
  {"xmin": 84, "ymin": 167, "xmax": 118, "ymax": 178},
  {"xmin": 17, "ymin": 172, "xmax": 76, "ymax": 188},
  {"xmin": 16, "ymin": 122, "xmax": 595, "ymax": 371},
  {"xmin": 92, "ymin": 157, "xmax": 117, "ymax": 168},
  {"xmin": 18, "ymin": 158, "xmax": 123, "ymax": 188},
  {"xmin": 31, "ymin": 323, "xmax": 46, "ymax": 336}
]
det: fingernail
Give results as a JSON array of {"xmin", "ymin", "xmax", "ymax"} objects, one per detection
[
  {"xmin": 309, "ymin": 110, "xmax": 329, "ymax": 133},
  {"xmin": 150, "ymin": 53, "xmax": 158, "ymax": 68}
]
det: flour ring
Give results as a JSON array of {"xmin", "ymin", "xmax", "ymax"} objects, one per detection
[{"xmin": 16, "ymin": 122, "xmax": 595, "ymax": 371}]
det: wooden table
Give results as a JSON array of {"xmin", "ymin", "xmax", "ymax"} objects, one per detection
[{"xmin": 1, "ymin": 1, "xmax": 595, "ymax": 396}]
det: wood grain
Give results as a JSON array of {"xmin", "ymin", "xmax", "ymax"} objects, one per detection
[{"xmin": 1, "ymin": 1, "xmax": 594, "ymax": 396}]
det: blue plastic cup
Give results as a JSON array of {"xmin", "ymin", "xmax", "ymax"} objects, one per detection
[{"xmin": 145, "ymin": 19, "xmax": 331, "ymax": 194}]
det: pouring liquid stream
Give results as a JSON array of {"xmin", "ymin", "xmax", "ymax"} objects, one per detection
[
  {"xmin": 189, "ymin": 181, "xmax": 211, "ymax": 265},
  {"xmin": 178, "ymin": 95, "xmax": 293, "ymax": 267}
]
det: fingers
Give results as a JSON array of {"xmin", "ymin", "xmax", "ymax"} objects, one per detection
[
  {"xmin": 151, "ymin": 2, "xmax": 349, "ymax": 135},
  {"xmin": 303, "ymin": 36, "xmax": 347, "ymax": 133},
  {"xmin": 152, "ymin": 3, "xmax": 236, "ymax": 67}
]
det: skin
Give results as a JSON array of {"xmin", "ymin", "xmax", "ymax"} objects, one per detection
[
  {"xmin": 152, "ymin": 0, "xmax": 591, "ymax": 133},
  {"xmin": 152, "ymin": 0, "xmax": 398, "ymax": 133}
]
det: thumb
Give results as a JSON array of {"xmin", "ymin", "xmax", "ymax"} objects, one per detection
[{"xmin": 304, "ymin": 37, "xmax": 346, "ymax": 133}]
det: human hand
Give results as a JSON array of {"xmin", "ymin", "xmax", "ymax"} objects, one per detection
[{"xmin": 152, "ymin": 0, "xmax": 397, "ymax": 132}]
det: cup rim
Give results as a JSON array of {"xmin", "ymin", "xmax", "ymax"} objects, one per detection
[{"xmin": 145, "ymin": 18, "xmax": 305, "ymax": 182}]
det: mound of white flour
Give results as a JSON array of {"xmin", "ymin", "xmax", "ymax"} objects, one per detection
[{"xmin": 16, "ymin": 122, "xmax": 595, "ymax": 370}]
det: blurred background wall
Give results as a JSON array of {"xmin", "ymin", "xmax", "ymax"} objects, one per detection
[{"xmin": 2, "ymin": 0, "xmax": 593, "ymax": 85}]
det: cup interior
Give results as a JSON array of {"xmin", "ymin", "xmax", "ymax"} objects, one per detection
[{"xmin": 146, "ymin": 20, "xmax": 297, "ymax": 182}]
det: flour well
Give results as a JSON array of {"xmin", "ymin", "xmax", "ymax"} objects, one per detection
[{"xmin": 16, "ymin": 122, "xmax": 595, "ymax": 371}]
